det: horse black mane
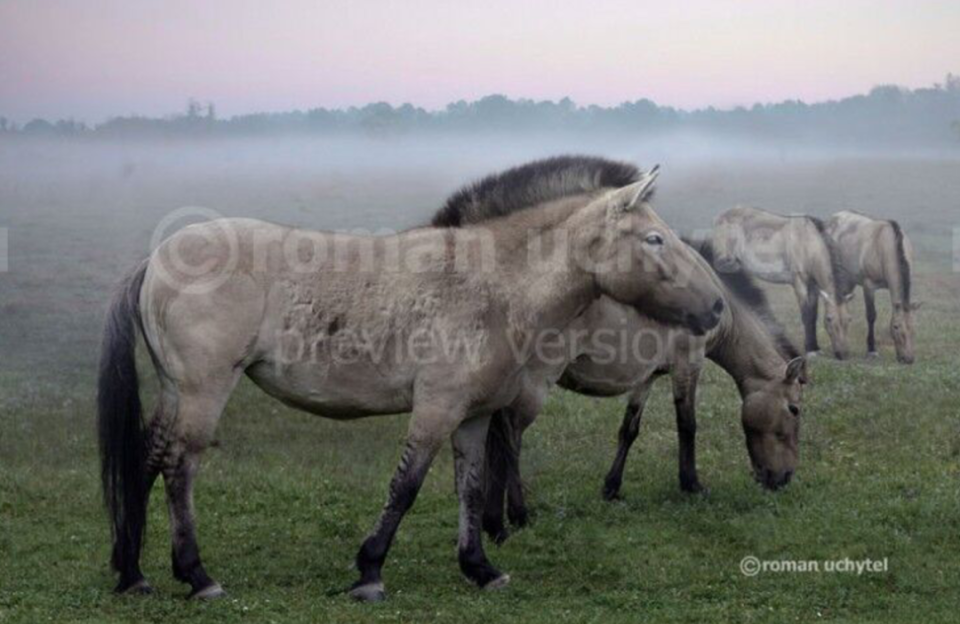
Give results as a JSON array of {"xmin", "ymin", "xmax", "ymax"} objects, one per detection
[
  {"xmin": 431, "ymin": 155, "xmax": 642, "ymax": 227},
  {"xmin": 685, "ymin": 238, "xmax": 801, "ymax": 361},
  {"xmin": 888, "ymin": 220, "xmax": 912, "ymax": 305},
  {"xmin": 808, "ymin": 216, "xmax": 856, "ymax": 298}
]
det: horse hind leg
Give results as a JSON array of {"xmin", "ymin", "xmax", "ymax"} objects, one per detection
[
  {"xmin": 864, "ymin": 286, "xmax": 878, "ymax": 356},
  {"xmin": 114, "ymin": 400, "xmax": 175, "ymax": 594},
  {"xmin": 160, "ymin": 372, "xmax": 241, "ymax": 599}
]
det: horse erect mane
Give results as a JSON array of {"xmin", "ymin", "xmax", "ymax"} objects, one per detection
[
  {"xmin": 431, "ymin": 155, "xmax": 642, "ymax": 227},
  {"xmin": 888, "ymin": 220, "xmax": 912, "ymax": 305},
  {"xmin": 808, "ymin": 216, "xmax": 855, "ymax": 298},
  {"xmin": 686, "ymin": 238, "xmax": 800, "ymax": 361}
]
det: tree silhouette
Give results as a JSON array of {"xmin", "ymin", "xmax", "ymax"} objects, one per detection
[{"xmin": 6, "ymin": 73, "xmax": 960, "ymax": 145}]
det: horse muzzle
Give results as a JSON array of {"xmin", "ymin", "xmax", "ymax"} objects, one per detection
[
  {"xmin": 754, "ymin": 467, "xmax": 794, "ymax": 491},
  {"xmin": 684, "ymin": 298, "xmax": 724, "ymax": 336}
]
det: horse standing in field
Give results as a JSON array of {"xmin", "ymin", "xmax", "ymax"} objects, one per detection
[
  {"xmin": 98, "ymin": 156, "xmax": 725, "ymax": 601},
  {"xmin": 477, "ymin": 240, "xmax": 807, "ymax": 543},
  {"xmin": 711, "ymin": 205, "xmax": 854, "ymax": 359},
  {"xmin": 826, "ymin": 211, "xmax": 919, "ymax": 363}
]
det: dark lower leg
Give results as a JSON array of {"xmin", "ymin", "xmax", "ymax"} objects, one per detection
[
  {"xmin": 353, "ymin": 441, "xmax": 435, "ymax": 595},
  {"xmin": 603, "ymin": 401, "xmax": 644, "ymax": 500},
  {"xmin": 802, "ymin": 290, "xmax": 821, "ymax": 353},
  {"xmin": 675, "ymin": 382, "xmax": 702, "ymax": 493},
  {"xmin": 114, "ymin": 469, "xmax": 159, "ymax": 593},
  {"xmin": 504, "ymin": 428, "xmax": 527, "ymax": 528},
  {"xmin": 865, "ymin": 290, "xmax": 877, "ymax": 353},
  {"xmin": 454, "ymin": 416, "xmax": 505, "ymax": 588},
  {"xmin": 164, "ymin": 453, "xmax": 218, "ymax": 597},
  {"xmin": 482, "ymin": 409, "xmax": 512, "ymax": 544}
]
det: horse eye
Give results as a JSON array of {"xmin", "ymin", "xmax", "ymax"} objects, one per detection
[
  {"xmin": 645, "ymin": 232, "xmax": 664, "ymax": 246},
  {"xmin": 788, "ymin": 405, "xmax": 800, "ymax": 417}
]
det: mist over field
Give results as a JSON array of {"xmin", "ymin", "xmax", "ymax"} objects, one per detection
[{"xmin": 2, "ymin": 122, "xmax": 959, "ymax": 381}]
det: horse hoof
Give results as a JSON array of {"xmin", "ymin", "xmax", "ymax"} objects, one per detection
[
  {"xmin": 491, "ymin": 528, "xmax": 510, "ymax": 546},
  {"xmin": 602, "ymin": 488, "xmax": 622, "ymax": 501},
  {"xmin": 349, "ymin": 582, "xmax": 386, "ymax": 603},
  {"xmin": 867, "ymin": 351, "xmax": 880, "ymax": 359},
  {"xmin": 483, "ymin": 574, "xmax": 511, "ymax": 591},
  {"xmin": 806, "ymin": 350, "xmax": 821, "ymax": 358},
  {"xmin": 119, "ymin": 579, "xmax": 154, "ymax": 595},
  {"xmin": 190, "ymin": 583, "xmax": 226, "ymax": 600},
  {"xmin": 507, "ymin": 509, "xmax": 529, "ymax": 528}
]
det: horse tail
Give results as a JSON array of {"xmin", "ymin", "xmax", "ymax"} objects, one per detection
[{"xmin": 97, "ymin": 260, "xmax": 150, "ymax": 583}]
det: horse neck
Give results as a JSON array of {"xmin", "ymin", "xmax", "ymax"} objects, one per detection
[
  {"xmin": 806, "ymin": 237, "xmax": 838, "ymax": 298},
  {"xmin": 485, "ymin": 197, "xmax": 602, "ymax": 335},
  {"xmin": 880, "ymin": 227, "xmax": 909, "ymax": 308},
  {"xmin": 706, "ymin": 299, "xmax": 784, "ymax": 397}
]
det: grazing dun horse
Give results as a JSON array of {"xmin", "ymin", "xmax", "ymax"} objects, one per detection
[
  {"xmin": 478, "ymin": 240, "xmax": 806, "ymax": 543},
  {"xmin": 98, "ymin": 157, "xmax": 725, "ymax": 601},
  {"xmin": 826, "ymin": 211, "xmax": 918, "ymax": 363},
  {"xmin": 712, "ymin": 205, "xmax": 854, "ymax": 359}
]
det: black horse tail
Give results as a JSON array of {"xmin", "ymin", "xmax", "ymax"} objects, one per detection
[{"xmin": 97, "ymin": 261, "xmax": 150, "ymax": 589}]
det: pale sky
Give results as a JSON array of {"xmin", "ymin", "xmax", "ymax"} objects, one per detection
[{"xmin": 1, "ymin": 0, "xmax": 958, "ymax": 123}]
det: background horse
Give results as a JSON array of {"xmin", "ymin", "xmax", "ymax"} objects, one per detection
[
  {"xmin": 479, "ymin": 240, "xmax": 806, "ymax": 543},
  {"xmin": 712, "ymin": 205, "xmax": 854, "ymax": 359},
  {"xmin": 826, "ymin": 211, "xmax": 919, "ymax": 363},
  {"xmin": 98, "ymin": 157, "xmax": 724, "ymax": 601}
]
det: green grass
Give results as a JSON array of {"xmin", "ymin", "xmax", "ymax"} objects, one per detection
[
  {"xmin": 2, "ymin": 153, "xmax": 960, "ymax": 622},
  {"xmin": 4, "ymin": 284, "xmax": 960, "ymax": 623}
]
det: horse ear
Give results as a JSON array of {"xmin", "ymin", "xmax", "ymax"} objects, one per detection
[
  {"xmin": 612, "ymin": 165, "xmax": 659, "ymax": 213},
  {"xmin": 784, "ymin": 356, "xmax": 808, "ymax": 385},
  {"xmin": 819, "ymin": 289, "xmax": 831, "ymax": 302}
]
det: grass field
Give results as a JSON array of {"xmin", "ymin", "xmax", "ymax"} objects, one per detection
[{"xmin": 2, "ymin": 141, "xmax": 960, "ymax": 622}]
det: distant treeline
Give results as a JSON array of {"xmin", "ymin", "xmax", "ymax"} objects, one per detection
[{"xmin": 3, "ymin": 74, "xmax": 960, "ymax": 147}]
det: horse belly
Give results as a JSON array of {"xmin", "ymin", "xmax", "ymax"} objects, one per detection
[{"xmin": 245, "ymin": 360, "xmax": 413, "ymax": 419}]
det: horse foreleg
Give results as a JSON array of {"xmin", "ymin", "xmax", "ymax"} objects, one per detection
[
  {"xmin": 482, "ymin": 407, "xmax": 514, "ymax": 544},
  {"xmin": 864, "ymin": 285, "xmax": 878, "ymax": 356},
  {"xmin": 350, "ymin": 407, "xmax": 453, "ymax": 602},
  {"xmin": 502, "ymin": 396, "xmax": 541, "ymax": 531},
  {"xmin": 602, "ymin": 382, "xmax": 654, "ymax": 501},
  {"xmin": 673, "ymin": 369, "xmax": 703, "ymax": 493},
  {"xmin": 504, "ymin": 414, "xmax": 529, "ymax": 530},
  {"xmin": 795, "ymin": 279, "xmax": 821, "ymax": 354},
  {"xmin": 453, "ymin": 415, "xmax": 509, "ymax": 590}
]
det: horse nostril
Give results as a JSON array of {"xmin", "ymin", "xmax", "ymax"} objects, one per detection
[{"xmin": 712, "ymin": 299, "xmax": 724, "ymax": 316}]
